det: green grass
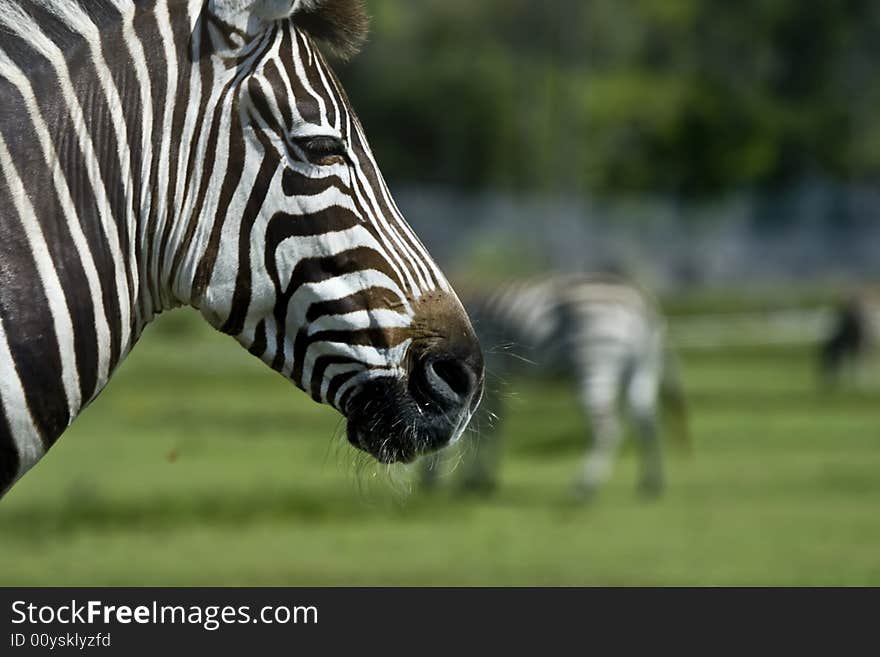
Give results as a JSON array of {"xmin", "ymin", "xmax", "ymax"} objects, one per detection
[{"xmin": 1, "ymin": 310, "xmax": 879, "ymax": 585}]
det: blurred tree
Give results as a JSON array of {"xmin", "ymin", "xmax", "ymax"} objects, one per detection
[{"xmin": 339, "ymin": 0, "xmax": 880, "ymax": 200}]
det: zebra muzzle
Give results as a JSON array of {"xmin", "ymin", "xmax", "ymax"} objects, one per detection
[{"xmin": 344, "ymin": 343, "xmax": 484, "ymax": 464}]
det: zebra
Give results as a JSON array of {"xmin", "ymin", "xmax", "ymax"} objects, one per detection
[
  {"xmin": 421, "ymin": 274, "xmax": 688, "ymax": 498},
  {"xmin": 819, "ymin": 294, "xmax": 876, "ymax": 387},
  {"xmin": 0, "ymin": 0, "xmax": 484, "ymax": 497}
]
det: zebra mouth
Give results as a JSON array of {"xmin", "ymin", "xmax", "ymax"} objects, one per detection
[
  {"xmin": 344, "ymin": 377, "xmax": 462, "ymax": 464},
  {"xmin": 347, "ymin": 426, "xmax": 418, "ymax": 465}
]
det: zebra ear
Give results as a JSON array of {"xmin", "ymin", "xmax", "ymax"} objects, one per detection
[
  {"xmin": 208, "ymin": 0, "xmax": 320, "ymax": 36},
  {"xmin": 207, "ymin": 0, "xmax": 369, "ymax": 58}
]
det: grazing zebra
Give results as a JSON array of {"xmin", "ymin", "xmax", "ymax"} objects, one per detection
[
  {"xmin": 0, "ymin": 0, "xmax": 484, "ymax": 497},
  {"xmin": 422, "ymin": 274, "xmax": 688, "ymax": 497}
]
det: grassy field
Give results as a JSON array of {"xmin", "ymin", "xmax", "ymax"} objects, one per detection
[{"xmin": 1, "ymin": 309, "xmax": 878, "ymax": 586}]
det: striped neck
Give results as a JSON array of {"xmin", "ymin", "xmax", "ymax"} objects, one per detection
[{"xmin": 0, "ymin": 1, "xmax": 236, "ymax": 487}]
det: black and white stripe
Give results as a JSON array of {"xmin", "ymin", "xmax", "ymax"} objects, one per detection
[{"xmin": 0, "ymin": 0, "xmax": 482, "ymax": 495}]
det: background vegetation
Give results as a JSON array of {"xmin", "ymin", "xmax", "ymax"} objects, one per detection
[{"xmin": 344, "ymin": 0, "xmax": 880, "ymax": 199}]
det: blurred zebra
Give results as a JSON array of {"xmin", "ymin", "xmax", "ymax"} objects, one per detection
[
  {"xmin": 819, "ymin": 293, "xmax": 876, "ymax": 387},
  {"xmin": 422, "ymin": 274, "xmax": 688, "ymax": 497},
  {"xmin": 0, "ymin": 0, "xmax": 483, "ymax": 497}
]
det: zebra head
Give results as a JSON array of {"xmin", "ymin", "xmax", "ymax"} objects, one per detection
[{"xmin": 191, "ymin": 0, "xmax": 484, "ymax": 463}]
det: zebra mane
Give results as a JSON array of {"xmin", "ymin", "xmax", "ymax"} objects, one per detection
[
  {"xmin": 294, "ymin": 0, "xmax": 369, "ymax": 60},
  {"xmin": 226, "ymin": 0, "xmax": 369, "ymax": 58},
  {"xmin": 0, "ymin": 1, "xmax": 369, "ymax": 61}
]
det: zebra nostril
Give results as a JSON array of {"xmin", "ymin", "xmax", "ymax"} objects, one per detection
[
  {"xmin": 410, "ymin": 354, "xmax": 477, "ymax": 411},
  {"xmin": 430, "ymin": 358, "xmax": 473, "ymax": 400}
]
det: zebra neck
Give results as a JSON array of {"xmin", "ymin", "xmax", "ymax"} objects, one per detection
[{"xmin": 0, "ymin": 1, "xmax": 218, "ymax": 493}]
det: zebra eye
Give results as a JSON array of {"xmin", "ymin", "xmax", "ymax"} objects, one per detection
[{"xmin": 297, "ymin": 136, "xmax": 347, "ymax": 166}]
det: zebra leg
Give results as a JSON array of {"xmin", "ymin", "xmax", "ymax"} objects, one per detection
[
  {"xmin": 419, "ymin": 392, "xmax": 503, "ymax": 494},
  {"xmin": 454, "ymin": 377, "xmax": 506, "ymax": 494},
  {"xmin": 457, "ymin": 427, "xmax": 502, "ymax": 494},
  {"xmin": 419, "ymin": 451, "xmax": 444, "ymax": 491},
  {"xmin": 628, "ymin": 355, "xmax": 664, "ymax": 497},
  {"xmin": 575, "ymin": 366, "xmax": 624, "ymax": 497},
  {"xmin": 633, "ymin": 412, "xmax": 663, "ymax": 497},
  {"xmin": 418, "ymin": 430, "xmax": 499, "ymax": 493}
]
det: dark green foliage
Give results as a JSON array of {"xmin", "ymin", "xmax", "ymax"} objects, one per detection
[{"xmin": 340, "ymin": 0, "xmax": 880, "ymax": 198}]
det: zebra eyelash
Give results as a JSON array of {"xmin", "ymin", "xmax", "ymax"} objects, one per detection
[{"xmin": 293, "ymin": 135, "xmax": 348, "ymax": 166}]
